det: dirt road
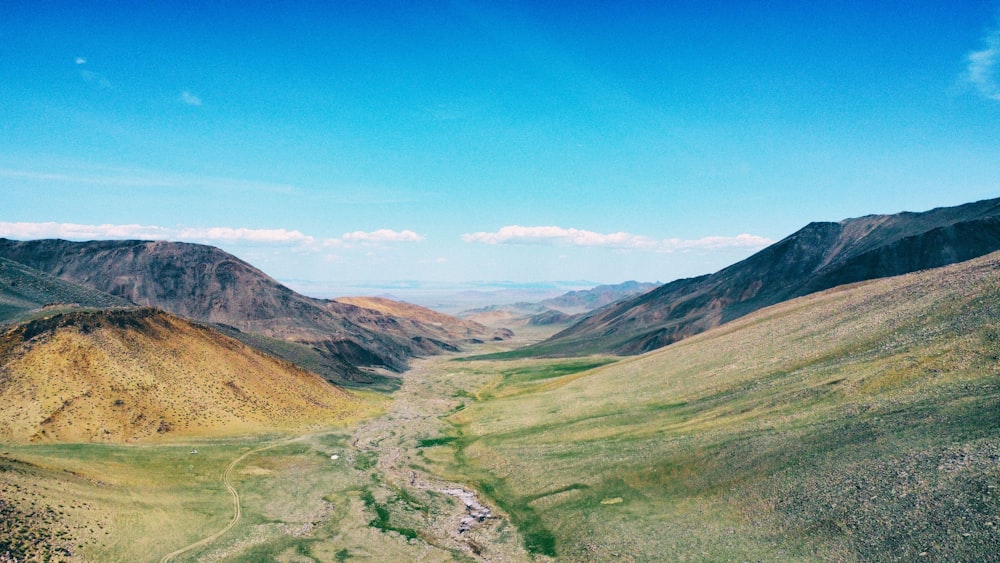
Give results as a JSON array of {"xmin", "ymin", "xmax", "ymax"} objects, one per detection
[{"xmin": 159, "ymin": 436, "xmax": 305, "ymax": 563}]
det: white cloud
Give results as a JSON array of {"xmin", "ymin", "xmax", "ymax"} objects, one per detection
[
  {"xmin": 175, "ymin": 227, "xmax": 315, "ymax": 244},
  {"xmin": 659, "ymin": 233, "xmax": 774, "ymax": 252},
  {"xmin": 461, "ymin": 225, "xmax": 773, "ymax": 252},
  {"xmin": 462, "ymin": 225, "xmax": 657, "ymax": 247},
  {"xmin": 179, "ymin": 91, "xmax": 202, "ymax": 106},
  {"xmin": 0, "ymin": 222, "xmax": 163, "ymax": 240},
  {"xmin": 965, "ymin": 24, "xmax": 1000, "ymax": 101},
  {"xmin": 0, "ymin": 222, "xmax": 424, "ymax": 250},
  {"xmin": 342, "ymin": 229, "xmax": 424, "ymax": 243},
  {"xmin": 0, "ymin": 222, "xmax": 312, "ymax": 245},
  {"xmin": 75, "ymin": 57, "xmax": 86, "ymax": 65}
]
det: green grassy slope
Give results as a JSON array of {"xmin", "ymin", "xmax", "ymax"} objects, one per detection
[
  {"xmin": 436, "ymin": 251, "xmax": 1000, "ymax": 560},
  {"xmin": 0, "ymin": 431, "xmax": 424, "ymax": 562}
]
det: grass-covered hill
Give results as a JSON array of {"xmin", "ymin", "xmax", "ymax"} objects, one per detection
[
  {"xmin": 436, "ymin": 251, "xmax": 1000, "ymax": 560},
  {"xmin": 0, "ymin": 257, "xmax": 130, "ymax": 325},
  {"xmin": 528, "ymin": 196, "xmax": 1000, "ymax": 357},
  {"xmin": 0, "ymin": 238, "xmax": 503, "ymax": 386},
  {"xmin": 0, "ymin": 307, "xmax": 378, "ymax": 443}
]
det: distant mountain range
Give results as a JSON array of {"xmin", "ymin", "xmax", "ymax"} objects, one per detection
[
  {"xmin": 460, "ymin": 281, "xmax": 659, "ymax": 327},
  {"xmin": 539, "ymin": 281, "xmax": 660, "ymax": 313},
  {"xmin": 4, "ymin": 196, "xmax": 999, "ymax": 389},
  {"xmin": 0, "ymin": 239, "xmax": 505, "ymax": 386},
  {"xmin": 333, "ymin": 296, "xmax": 513, "ymax": 343},
  {"xmin": 525, "ymin": 196, "xmax": 1000, "ymax": 356}
]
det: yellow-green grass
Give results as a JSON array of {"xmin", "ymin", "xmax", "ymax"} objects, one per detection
[
  {"xmin": 429, "ymin": 252, "xmax": 1000, "ymax": 560},
  {"xmin": 2, "ymin": 437, "xmax": 263, "ymax": 561},
  {"xmin": 0, "ymin": 428, "xmax": 467, "ymax": 562}
]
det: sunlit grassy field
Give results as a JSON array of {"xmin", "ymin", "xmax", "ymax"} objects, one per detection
[
  {"xmin": 0, "ymin": 428, "xmax": 460, "ymax": 562},
  {"xmin": 425, "ymin": 252, "xmax": 1000, "ymax": 560},
  {"xmin": 3, "ymin": 437, "xmax": 261, "ymax": 561}
]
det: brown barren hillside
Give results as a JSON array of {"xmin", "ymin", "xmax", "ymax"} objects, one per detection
[
  {"xmin": 0, "ymin": 239, "xmax": 506, "ymax": 383},
  {"xmin": 0, "ymin": 308, "xmax": 376, "ymax": 443},
  {"xmin": 334, "ymin": 296, "xmax": 511, "ymax": 342}
]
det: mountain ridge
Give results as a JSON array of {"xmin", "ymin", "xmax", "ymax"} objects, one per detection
[
  {"xmin": 458, "ymin": 281, "xmax": 658, "ymax": 328},
  {"xmin": 0, "ymin": 238, "xmax": 501, "ymax": 384},
  {"xmin": 538, "ymin": 280, "xmax": 660, "ymax": 313},
  {"xmin": 0, "ymin": 256, "xmax": 131, "ymax": 324},
  {"xmin": 527, "ymin": 196, "xmax": 1000, "ymax": 356}
]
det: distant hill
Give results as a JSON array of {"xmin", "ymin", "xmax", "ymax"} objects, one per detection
[
  {"xmin": 459, "ymin": 302, "xmax": 552, "ymax": 327},
  {"xmin": 333, "ymin": 296, "xmax": 511, "ymax": 343},
  {"xmin": 527, "ymin": 197, "xmax": 1000, "ymax": 356},
  {"xmin": 459, "ymin": 281, "xmax": 657, "ymax": 329},
  {"xmin": 0, "ymin": 239, "xmax": 502, "ymax": 384},
  {"xmin": 539, "ymin": 280, "xmax": 659, "ymax": 313},
  {"xmin": 0, "ymin": 257, "xmax": 129, "ymax": 324},
  {"xmin": 525, "ymin": 309, "xmax": 576, "ymax": 326},
  {"xmin": 0, "ymin": 308, "xmax": 373, "ymax": 443}
]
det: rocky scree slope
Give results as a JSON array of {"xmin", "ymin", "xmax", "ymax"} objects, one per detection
[{"xmin": 0, "ymin": 256, "xmax": 130, "ymax": 324}]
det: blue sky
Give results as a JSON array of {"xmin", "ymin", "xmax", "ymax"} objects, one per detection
[{"xmin": 2, "ymin": 1, "xmax": 999, "ymax": 294}]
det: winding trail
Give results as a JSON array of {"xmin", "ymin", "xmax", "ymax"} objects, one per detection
[
  {"xmin": 159, "ymin": 436, "xmax": 304, "ymax": 563},
  {"xmin": 159, "ymin": 351, "xmax": 535, "ymax": 561}
]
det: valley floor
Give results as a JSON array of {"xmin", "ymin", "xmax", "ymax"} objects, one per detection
[
  {"xmin": 3, "ymin": 254, "xmax": 1000, "ymax": 561},
  {"xmin": 0, "ymin": 335, "xmax": 549, "ymax": 563}
]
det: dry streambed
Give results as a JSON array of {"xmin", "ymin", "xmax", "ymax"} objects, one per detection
[{"xmin": 347, "ymin": 358, "xmax": 531, "ymax": 561}]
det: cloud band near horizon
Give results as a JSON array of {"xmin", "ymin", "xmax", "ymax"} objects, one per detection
[
  {"xmin": 461, "ymin": 225, "xmax": 773, "ymax": 252},
  {"xmin": 0, "ymin": 221, "xmax": 772, "ymax": 256},
  {"xmin": 0, "ymin": 222, "xmax": 423, "ymax": 247}
]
